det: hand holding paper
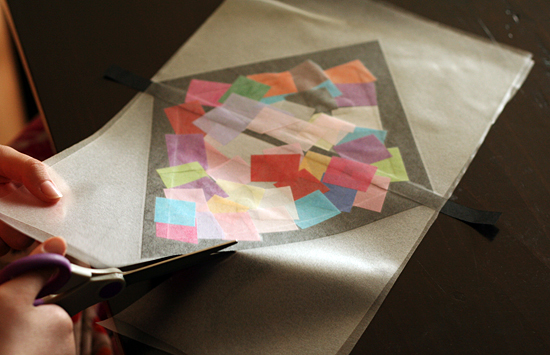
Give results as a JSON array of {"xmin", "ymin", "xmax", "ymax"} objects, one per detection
[{"xmin": 0, "ymin": 145, "xmax": 63, "ymax": 255}]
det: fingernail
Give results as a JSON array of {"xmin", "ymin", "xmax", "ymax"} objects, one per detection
[
  {"xmin": 40, "ymin": 181, "xmax": 63, "ymax": 199},
  {"xmin": 42, "ymin": 237, "xmax": 65, "ymax": 255}
]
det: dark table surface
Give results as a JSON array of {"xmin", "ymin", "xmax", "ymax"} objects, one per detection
[{"xmin": 4, "ymin": 0, "xmax": 550, "ymax": 354}]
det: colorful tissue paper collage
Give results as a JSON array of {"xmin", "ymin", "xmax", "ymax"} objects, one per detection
[{"xmin": 154, "ymin": 59, "xmax": 409, "ymax": 243}]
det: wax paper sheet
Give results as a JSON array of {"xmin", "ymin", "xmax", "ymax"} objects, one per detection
[
  {"xmin": 0, "ymin": 95, "xmax": 153, "ymax": 266},
  {"xmin": 0, "ymin": 0, "xmax": 533, "ymax": 353},
  {"xmin": 100, "ymin": 0, "xmax": 532, "ymax": 354}
]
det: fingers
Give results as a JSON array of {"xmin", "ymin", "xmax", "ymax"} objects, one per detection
[
  {"xmin": 0, "ymin": 145, "xmax": 62, "ymax": 202},
  {"xmin": 0, "ymin": 237, "xmax": 67, "ymax": 306},
  {"xmin": 28, "ymin": 236, "xmax": 67, "ymax": 256},
  {"xmin": 0, "ymin": 146, "xmax": 63, "ymax": 255}
]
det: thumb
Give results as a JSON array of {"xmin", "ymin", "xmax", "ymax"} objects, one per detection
[
  {"xmin": 2, "ymin": 237, "xmax": 68, "ymax": 305},
  {"xmin": 0, "ymin": 146, "xmax": 63, "ymax": 202}
]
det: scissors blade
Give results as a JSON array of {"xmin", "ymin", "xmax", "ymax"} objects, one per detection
[{"xmin": 122, "ymin": 241, "xmax": 237, "ymax": 286}]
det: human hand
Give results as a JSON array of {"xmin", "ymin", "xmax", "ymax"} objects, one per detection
[
  {"xmin": 0, "ymin": 145, "xmax": 63, "ymax": 255},
  {"xmin": 0, "ymin": 237, "xmax": 75, "ymax": 355}
]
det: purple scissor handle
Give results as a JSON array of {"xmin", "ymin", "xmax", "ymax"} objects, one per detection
[
  {"xmin": 0, "ymin": 253, "xmax": 72, "ymax": 299},
  {"xmin": 0, "ymin": 241, "xmax": 236, "ymax": 316}
]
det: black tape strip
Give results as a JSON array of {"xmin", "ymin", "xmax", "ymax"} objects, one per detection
[
  {"xmin": 440, "ymin": 200, "xmax": 501, "ymax": 225},
  {"xmin": 104, "ymin": 65, "xmax": 151, "ymax": 92}
]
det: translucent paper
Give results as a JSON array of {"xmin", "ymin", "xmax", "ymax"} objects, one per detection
[
  {"xmin": 99, "ymin": 0, "xmax": 532, "ymax": 354},
  {"xmin": 0, "ymin": 0, "xmax": 533, "ymax": 353}
]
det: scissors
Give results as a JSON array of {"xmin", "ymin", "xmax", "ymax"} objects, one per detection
[{"xmin": 0, "ymin": 241, "xmax": 236, "ymax": 316}]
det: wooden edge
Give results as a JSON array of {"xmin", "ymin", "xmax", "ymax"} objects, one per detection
[{"xmin": 1, "ymin": 0, "xmax": 56, "ymax": 154}]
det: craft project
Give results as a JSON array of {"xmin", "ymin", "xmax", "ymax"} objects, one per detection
[
  {"xmin": 0, "ymin": 29, "xmax": 530, "ymax": 355},
  {"xmin": 141, "ymin": 42, "xmax": 431, "ymax": 257}
]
